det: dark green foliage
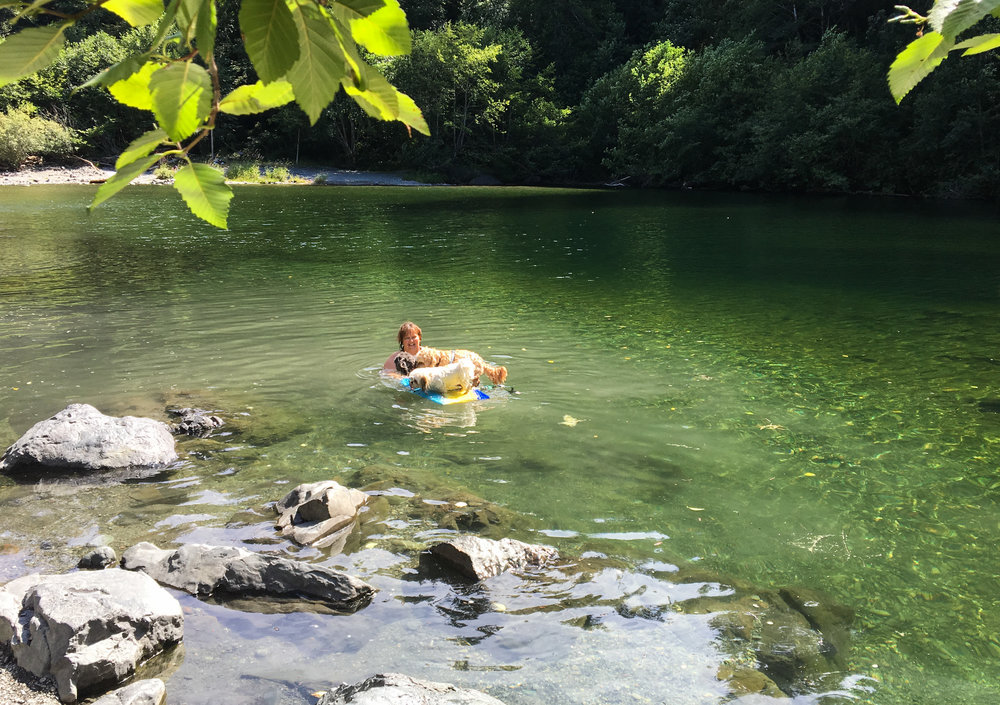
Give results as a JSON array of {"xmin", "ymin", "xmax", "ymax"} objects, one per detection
[{"xmin": 6, "ymin": 0, "xmax": 1000, "ymax": 198}]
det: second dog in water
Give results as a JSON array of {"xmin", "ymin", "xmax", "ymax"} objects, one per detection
[
  {"xmin": 405, "ymin": 358, "xmax": 478, "ymax": 395},
  {"xmin": 395, "ymin": 349, "xmax": 508, "ymax": 387}
]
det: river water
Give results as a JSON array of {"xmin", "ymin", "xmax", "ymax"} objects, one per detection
[{"xmin": 0, "ymin": 184, "xmax": 998, "ymax": 705}]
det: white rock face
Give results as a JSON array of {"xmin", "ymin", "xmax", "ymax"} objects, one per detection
[
  {"xmin": 0, "ymin": 404, "xmax": 177, "ymax": 472},
  {"xmin": 0, "ymin": 570, "xmax": 183, "ymax": 703},
  {"xmin": 274, "ymin": 480, "xmax": 369, "ymax": 547},
  {"xmin": 430, "ymin": 535, "xmax": 558, "ymax": 580}
]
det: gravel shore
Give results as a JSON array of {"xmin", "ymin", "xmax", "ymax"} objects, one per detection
[
  {"xmin": 0, "ymin": 164, "xmax": 425, "ymax": 186},
  {"xmin": 0, "ymin": 648, "xmax": 59, "ymax": 705}
]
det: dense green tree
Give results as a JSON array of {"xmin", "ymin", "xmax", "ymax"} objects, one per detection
[{"xmin": 747, "ymin": 31, "xmax": 900, "ymax": 192}]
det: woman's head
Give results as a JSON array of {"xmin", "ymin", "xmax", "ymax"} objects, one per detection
[{"xmin": 397, "ymin": 321, "xmax": 422, "ymax": 352}]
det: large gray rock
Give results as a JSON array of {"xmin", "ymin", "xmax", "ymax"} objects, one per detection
[
  {"xmin": 121, "ymin": 542, "xmax": 373, "ymax": 611},
  {"xmin": 0, "ymin": 404, "xmax": 177, "ymax": 473},
  {"xmin": 430, "ymin": 536, "xmax": 557, "ymax": 580},
  {"xmin": 318, "ymin": 673, "xmax": 506, "ymax": 705},
  {"xmin": 90, "ymin": 679, "xmax": 166, "ymax": 705},
  {"xmin": 0, "ymin": 570, "xmax": 182, "ymax": 703},
  {"xmin": 275, "ymin": 480, "xmax": 369, "ymax": 548}
]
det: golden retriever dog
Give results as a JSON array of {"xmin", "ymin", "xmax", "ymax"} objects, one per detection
[
  {"xmin": 395, "ymin": 348, "xmax": 508, "ymax": 387},
  {"xmin": 407, "ymin": 358, "xmax": 477, "ymax": 395}
]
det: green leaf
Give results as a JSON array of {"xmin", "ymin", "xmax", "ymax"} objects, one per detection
[
  {"xmin": 177, "ymin": 0, "xmax": 216, "ymax": 55},
  {"xmin": 83, "ymin": 0, "xmax": 178, "ymax": 91},
  {"xmin": 108, "ymin": 60, "xmax": 162, "ymax": 110},
  {"xmin": 116, "ymin": 128, "xmax": 170, "ymax": 169},
  {"xmin": 240, "ymin": 0, "xmax": 300, "ymax": 83},
  {"xmin": 929, "ymin": 0, "xmax": 1000, "ymax": 38},
  {"xmin": 80, "ymin": 53, "xmax": 147, "ymax": 91},
  {"xmin": 0, "ymin": 23, "xmax": 67, "ymax": 86},
  {"xmin": 149, "ymin": 60, "xmax": 212, "ymax": 141},
  {"xmin": 336, "ymin": 0, "xmax": 387, "ymax": 15},
  {"xmin": 219, "ymin": 80, "xmax": 294, "ymax": 114},
  {"xmin": 287, "ymin": 0, "xmax": 349, "ymax": 123},
  {"xmin": 102, "ymin": 0, "xmax": 164, "ymax": 27},
  {"xmin": 395, "ymin": 88, "xmax": 430, "ymax": 136},
  {"xmin": 90, "ymin": 153, "xmax": 161, "ymax": 210},
  {"xmin": 954, "ymin": 32, "xmax": 1000, "ymax": 54},
  {"xmin": 195, "ymin": 0, "xmax": 216, "ymax": 58},
  {"xmin": 173, "ymin": 163, "xmax": 233, "ymax": 229},
  {"xmin": 332, "ymin": 0, "xmax": 410, "ymax": 56},
  {"xmin": 888, "ymin": 31, "xmax": 952, "ymax": 103},
  {"xmin": 341, "ymin": 63, "xmax": 397, "ymax": 120}
]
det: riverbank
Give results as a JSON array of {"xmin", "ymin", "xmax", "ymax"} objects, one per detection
[{"xmin": 0, "ymin": 164, "xmax": 426, "ymax": 186}]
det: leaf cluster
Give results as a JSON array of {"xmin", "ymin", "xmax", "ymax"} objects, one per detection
[
  {"xmin": 0, "ymin": 0, "xmax": 429, "ymax": 227},
  {"xmin": 889, "ymin": 1, "xmax": 1000, "ymax": 103}
]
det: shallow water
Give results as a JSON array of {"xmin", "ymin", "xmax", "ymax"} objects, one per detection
[{"xmin": 1, "ymin": 185, "xmax": 999, "ymax": 704}]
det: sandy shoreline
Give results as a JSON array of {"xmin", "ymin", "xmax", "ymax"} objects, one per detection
[{"xmin": 0, "ymin": 164, "xmax": 426, "ymax": 187}]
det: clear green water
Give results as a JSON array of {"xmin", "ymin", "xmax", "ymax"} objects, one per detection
[{"xmin": 1, "ymin": 185, "xmax": 999, "ymax": 704}]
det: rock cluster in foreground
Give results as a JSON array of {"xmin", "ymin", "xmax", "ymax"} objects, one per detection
[{"xmin": 0, "ymin": 402, "xmax": 855, "ymax": 704}]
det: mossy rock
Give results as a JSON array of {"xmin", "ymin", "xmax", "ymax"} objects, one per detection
[
  {"xmin": 717, "ymin": 663, "xmax": 787, "ymax": 698},
  {"xmin": 345, "ymin": 464, "xmax": 534, "ymax": 539}
]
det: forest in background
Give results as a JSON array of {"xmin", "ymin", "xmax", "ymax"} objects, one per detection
[{"xmin": 2, "ymin": 0, "xmax": 999, "ymax": 199}]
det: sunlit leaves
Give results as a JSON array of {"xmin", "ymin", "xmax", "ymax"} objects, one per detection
[
  {"xmin": 108, "ymin": 61, "xmax": 162, "ymax": 110},
  {"xmin": 343, "ymin": 64, "xmax": 428, "ymax": 134},
  {"xmin": 891, "ymin": 0, "xmax": 1000, "ymax": 100},
  {"xmin": 333, "ymin": 0, "xmax": 411, "ymax": 56},
  {"xmin": 0, "ymin": 24, "xmax": 66, "ymax": 86},
  {"xmin": 240, "ymin": 0, "xmax": 300, "ymax": 83},
  {"xmin": 102, "ymin": 0, "xmax": 164, "ymax": 27},
  {"xmin": 2, "ymin": 0, "xmax": 424, "ymax": 229},
  {"xmin": 173, "ymin": 163, "xmax": 233, "ymax": 229},
  {"xmin": 888, "ymin": 32, "xmax": 951, "ymax": 103},
  {"xmin": 395, "ymin": 90, "xmax": 430, "ymax": 136},
  {"xmin": 953, "ymin": 32, "xmax": 1000, "ymax": 54},
  {"xmin": 928, "ymin": 0, "xmax": 1000, "ymax": 38},
  {"xmin": 219, "ymin": 80, "xmax": 294, "ymax": 115},
  {"xmin": 116, "ymin": 127, "xmax": 170, "ymax": 169},
  {"xmin": 286, "ymin": 0, "xmax": 349, "ymax": 123},
  {"xmin": 149, "ymin": 61, "xmax": 212, "ymax": 140}
]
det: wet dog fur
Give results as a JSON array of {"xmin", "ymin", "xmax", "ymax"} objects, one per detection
[{"xmin": 395, "ymin": 348, "xmax": 508, "ymax": 387}]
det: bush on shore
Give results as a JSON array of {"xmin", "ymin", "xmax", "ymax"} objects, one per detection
[{"xmin": 0, "ymin": 106, "xmax": 77, "ymax": 169}]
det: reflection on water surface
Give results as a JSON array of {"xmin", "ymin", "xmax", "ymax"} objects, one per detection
[{"xmin": 1, "ymin": 185, "xmax": 999, "ymax": 704}]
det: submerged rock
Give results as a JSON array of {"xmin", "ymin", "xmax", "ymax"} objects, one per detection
[
  {"xmin": 430, "ymin": 535, "xmax": 558, "ymax": 580},
  {"xmin": 275, "ymin": 481, "xmax": 369, "ymax": 548},
  {"xmin": 121, "ymin": 542, "xmax": 373, "ymax": 612},
  {"xmin": 674, "ymin": 584, "xmax": 854, "ymax": 696},
  {"xmin": 166, "ymin": 408, "xmax": 224, "ymax": 437},
  {"xmin": 0, "ymin": 404, "xmax": 176, "ymax": 474},
  {"xmin": 0, "ymin": 569, "xmax": 182, "ymax": 703},
  {"xmin": 317, "ymin": 673, "xmax": 506, "ymax": 705},
  {"xmin": 90, "ymin": 679, "xmax": 166, "ymax": 705},
  {"xmin": 77, "ymin": 546, "xmax": 118, "ymax": 570}
]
